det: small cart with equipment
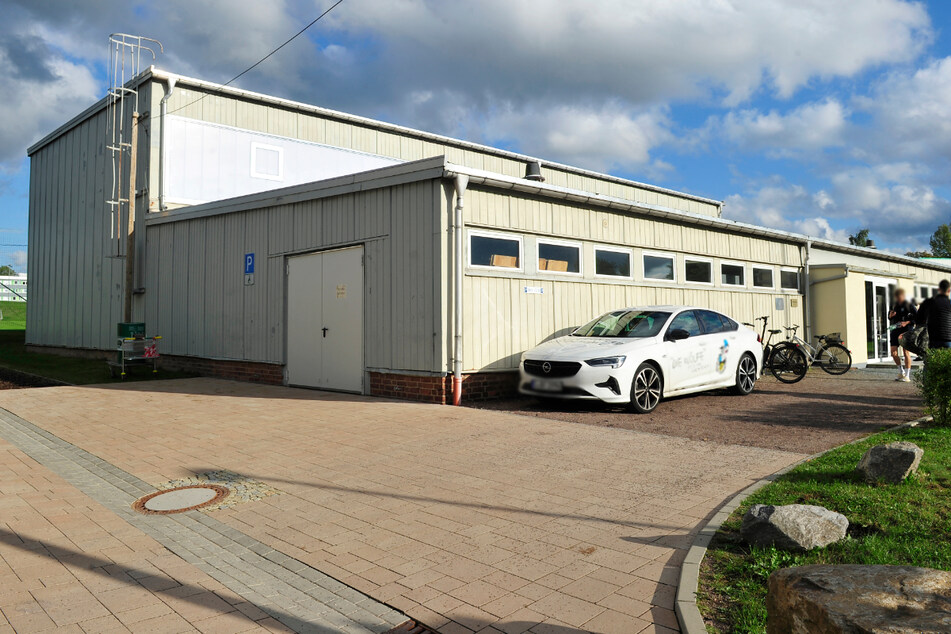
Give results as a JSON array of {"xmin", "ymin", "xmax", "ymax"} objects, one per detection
[{"xmin": 108, "ymin": 322, "xmax": 162, "ymax": 379}]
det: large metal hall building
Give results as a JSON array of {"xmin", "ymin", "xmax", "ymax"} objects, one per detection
[{"xmin": 25, "ymin": 67, "xmax": 951, "ymax": 402}]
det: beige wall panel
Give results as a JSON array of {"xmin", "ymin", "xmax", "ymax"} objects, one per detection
[
  {"xmin": 352, "ymin": 127, "xmax": 378, "ymax": 154},
  {"xmin": 298, "ymin": 116, "xmax": 326, "ymax": 144},
  {"xmin": 234, "ymin": 99, "xmax": 269, "ymax": 133},
  {"xmin": 202, "ymin": 94, "xmax": 237, "ymax": 127},
  {"xmin": 267, "ymin": 109, "xmax": 298, "ymax": 138}
]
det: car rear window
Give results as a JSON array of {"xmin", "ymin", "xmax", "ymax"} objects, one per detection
[{"xmin": 697, "ymin": 310, "xmax": 728, "ymax": 333}]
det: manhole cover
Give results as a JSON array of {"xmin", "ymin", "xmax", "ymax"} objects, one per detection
[{"xmin": 133, "ymin": 484, "xmax": 230, "ymax": 515}]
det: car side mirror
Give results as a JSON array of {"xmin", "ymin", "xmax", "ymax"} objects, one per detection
[{"xmin": 667, "ymin": 329, "xmax": 690, "ymax": 341}]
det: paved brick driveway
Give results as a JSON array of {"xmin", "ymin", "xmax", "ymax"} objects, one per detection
[{"xmin": 0, "ymin": 379, "xmax": 804, "ymax": 633}]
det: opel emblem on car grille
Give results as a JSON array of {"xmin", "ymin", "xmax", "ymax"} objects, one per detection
[{"xmin": 542, "ymin": 362, "xmax": 552, "ymax": 374}]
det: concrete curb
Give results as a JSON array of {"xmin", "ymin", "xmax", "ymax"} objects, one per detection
[{"xmin": 674, "ymin": 414, "xmax": 933, "ymax": 634}]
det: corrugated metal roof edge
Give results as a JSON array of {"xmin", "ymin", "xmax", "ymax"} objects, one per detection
[{"xmin": 27, "ymin": 66, "xmax": 721, "ymax": 209}]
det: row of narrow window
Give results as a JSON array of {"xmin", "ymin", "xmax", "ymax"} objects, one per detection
[{"xmin": 468, "ymin": 230, "xmax": 801, "ymax": 291}]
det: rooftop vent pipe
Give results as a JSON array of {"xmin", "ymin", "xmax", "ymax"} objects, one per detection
[
  {"xmin": 524, "ymin": 161, "xmax": 545, "ymax": 182},
  {"xmin": 867, "ymin": 240, "xmax": 877, "ymax": 249}
]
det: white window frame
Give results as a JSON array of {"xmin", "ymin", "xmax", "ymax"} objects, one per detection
[
  {"xmin": 752, "ymin": 265, "xmax": 775, "ymax": 289},
  {"xmin": 250, "ymin": 142, "xmax": 284, "ymax": 181},
  {"xmin": 720, "ymin": 260, "xmax": 747, "ymax": 287},
  {"xmin": 593, "ymin": 245, "xmax": 634, "ymax": 280},
  {"xmin": 683, "ymin": 256, "xmax": 714, "ymax": 286},
  {"xmin": 779, "ymin": 267, "xmax": 801, "ymax": 291},
  {"xmin": 642, "ymin": 250, "xmax": 677, "ymax": 282},
  {"xmin": 537, "ymin": 238, "xmax": 583, "ymax": 277},
  {"xmin": 468, "ymin": 229, "xmax": 524, "ymax": 272}
]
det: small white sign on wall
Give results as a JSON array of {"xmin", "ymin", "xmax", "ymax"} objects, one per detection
[
  {"xmin": 524, "ymin": 286, "xmax": 544, "ymax": 295},
  {"xmin": 775, "ymin": 297, "xmax": 785, "ymax": 311}
]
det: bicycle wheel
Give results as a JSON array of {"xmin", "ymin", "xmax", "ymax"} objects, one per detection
[
  {"xmin": 816, "ymin": 343, "xmax": 852, "ymax": 375},
  {"xmin": 768, "ymin": 342, "xmax": 808, "ymax": 383}
]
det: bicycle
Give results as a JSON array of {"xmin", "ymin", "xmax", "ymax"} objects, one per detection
[
  {"xmin": 743, "ymin": 316, "xmax": 808, "ymax": 383},
  {"xmin": 782, "ymin": 325, "xmax": 852, "ymax": 375}
]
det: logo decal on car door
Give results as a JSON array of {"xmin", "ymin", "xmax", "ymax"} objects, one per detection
[{"xmin": 717, "ymin": 339, "xmax": 730, "ymax": 373}]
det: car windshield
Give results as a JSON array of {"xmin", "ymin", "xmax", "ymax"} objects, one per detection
[{"xmin": 572, "ymin": 310, "xmax": 671, "ymax": 338}]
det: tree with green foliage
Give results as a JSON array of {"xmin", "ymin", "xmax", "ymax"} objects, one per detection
[
  {"xmin": 906, "ymin": 250, "xmax": 933, "ymax": 258},
  {"xmin": 849, "ymin": 228, "xmax": 871, "ymax": 247},
  {"xmin": 930, "ymin": 224, "xmax": 951, "ymax": 258},
  {"xmin": 0, "ymin": 265, "xmax": 16, "ymax": 276}
]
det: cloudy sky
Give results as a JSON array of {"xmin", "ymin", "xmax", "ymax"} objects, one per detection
[{"xmin": 3, "ymin": 0, "xmax": 951, "ymax": 267}]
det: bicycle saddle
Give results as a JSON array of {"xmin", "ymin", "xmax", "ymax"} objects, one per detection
[{"xmin": 769, "ymin": 329, "xmax": 782, "ymax": 334}]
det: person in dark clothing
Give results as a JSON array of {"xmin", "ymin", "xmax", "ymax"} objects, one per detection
[
  {"xmin": 915, "ymin": 279, "xmax": 951, "ymax": 349},
  {"xmin": 889, "ymin": 288, "xmax": 916, "ymax": 381}
]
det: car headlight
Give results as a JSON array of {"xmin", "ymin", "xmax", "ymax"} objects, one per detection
[{"xmin": 584, "ymin": 355, "xmax": 627, "ymax": 368}]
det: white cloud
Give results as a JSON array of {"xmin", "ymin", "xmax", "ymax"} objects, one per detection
[
  {"xmin": 328, "ymin": 0, "xmax": 930, "ymax": 105},
  {"xmin": 723, "ymin": 184, "xmax": 851, "ymax": 243},
  {"xmin": 483, "ymin": 102, "xmax": 673, "ymax": 173},
  {"xmin": 0, "ymin": 36, "xmax": 99, "ymax": 167},
  {"xmin": 724, "ymin": 164, "xmax": 951, "ymax": 250},
  {"xmin": 718, "ymin": 99, "xmax": 848, "ymax": 155},
  {"xmin": 855, "ymin": 56, "xmax": 951, "ymax": 164}
]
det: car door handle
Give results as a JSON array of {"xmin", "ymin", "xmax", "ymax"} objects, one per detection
[{"xmin": 322, "ymin": 327, "xmax": 328, "ymax": 338}]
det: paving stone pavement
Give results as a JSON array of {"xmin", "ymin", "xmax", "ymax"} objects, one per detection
[
  {"xmin": 0, "ymin": 407, "xmax": 408, "ymax": 634},
  {"xmin": 0, "ymin": 379, "xmax": 806, "ymax": 633}
]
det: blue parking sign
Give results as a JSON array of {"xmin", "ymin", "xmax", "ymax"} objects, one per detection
[{"xmin": 245, "ymin": 253, "xmax": 255, "ymax": 274}]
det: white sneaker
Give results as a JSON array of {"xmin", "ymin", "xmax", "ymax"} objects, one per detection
[{"xmin": 902, "ymin": 375, "xmax": 911, "ymax": 382}]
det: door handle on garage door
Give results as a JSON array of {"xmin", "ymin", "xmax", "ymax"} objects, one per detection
[{"xmin": 322, "ymin": 327, "xmax": 328, "ymax": 337}]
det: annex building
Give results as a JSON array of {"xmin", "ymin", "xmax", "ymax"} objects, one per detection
[{"xmin": 26, "ymin": 67, "xmax": 951, "ymax": 402}]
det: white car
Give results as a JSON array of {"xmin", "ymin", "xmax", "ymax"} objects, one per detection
[{"xmin": 519, "ymin": 306, "xmax": 763, "ymax": 413}]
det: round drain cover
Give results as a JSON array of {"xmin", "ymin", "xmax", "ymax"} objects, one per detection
[{"xmin": 133, "ymin": 484, "xmax": 229, "ymax": 515}]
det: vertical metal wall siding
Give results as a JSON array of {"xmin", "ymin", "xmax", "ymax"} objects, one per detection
[
  {"xmin": 460, "ymin": 188, "xmax": 807, "ymax": 372},
  {"xmin": 27, "ymin": 97, "xmax": 148, "ymax": 350},
  {"xmin": 143, "ymin": 180, "xmax": 438, "ymax": 371},
  {"xmin": 148, "ymin": 80, "xmax": 721, "ymax": 218}
]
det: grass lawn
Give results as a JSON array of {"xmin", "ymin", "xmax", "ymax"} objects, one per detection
[
  {"xmin": 0, "ymin": 328, "xmax": 195, "ymax": 385},
  {"xmin": 698, "ymin": 423, "xmax": 951, "ymax": 633},
  {"xmin": 0, "ymin": 301, "xmax": 27, "ymax": 330}
]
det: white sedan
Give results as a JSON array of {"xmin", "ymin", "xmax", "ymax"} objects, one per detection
[{"xmin": 519, "ymin": 306, "xmax": 763, "ymax": 413}]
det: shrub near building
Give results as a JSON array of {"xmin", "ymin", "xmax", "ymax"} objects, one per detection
[{"xmin": 915, "ymin": 348, "xmax": 951, "ymax": 425}]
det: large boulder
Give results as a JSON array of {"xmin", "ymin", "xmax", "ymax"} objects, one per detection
[
  {"xmin": 767, "ymin": 564, "xmax": 951, "ymax": 633},
  {"xmin": 741, "ymin": 504, "xmax": 848, "ymax": 552},
  {"xmin": 857, "ymin": 441, "xmax": 924, "ymax": 484}
]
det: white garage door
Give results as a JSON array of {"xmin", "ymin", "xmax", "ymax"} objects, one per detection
[{"xmin": 286, "ymin": 246, "xmax": 364, "ymax": 392}]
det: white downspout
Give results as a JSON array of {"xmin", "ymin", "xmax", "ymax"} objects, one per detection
[
  {"xmin": 452, "ymin": 174, "xmax": 469, "ymax": 406},
  {"xmin": 158, "ymin": 76, "xmax": 177, "ymax": 211}
]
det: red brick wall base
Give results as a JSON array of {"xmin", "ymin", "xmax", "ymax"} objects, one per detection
[
  {"xmin": 158, "ymin": 355, "xmax": 284, "ymax": 385},
  {"xmin": 369, "ymin": 371, "xmax": 519, "ymax": 404},
  {"xmin": 25, "ymin": 344, "xmax": 517, "ymax": 402}
]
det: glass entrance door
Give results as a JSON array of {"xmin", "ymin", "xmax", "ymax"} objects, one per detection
[{"xmin": 865, "ymin": 278, "xmax": 895, "ymax": 362}]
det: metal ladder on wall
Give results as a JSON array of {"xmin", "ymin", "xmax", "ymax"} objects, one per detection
[{"xmin": 105, "ymin": 34, "xmax": 162, "ymax": 321}]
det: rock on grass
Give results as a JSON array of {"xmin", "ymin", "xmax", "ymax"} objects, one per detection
[{"xmin": 741, "ymin": 504, "xmax": 848, "ymax": 552}]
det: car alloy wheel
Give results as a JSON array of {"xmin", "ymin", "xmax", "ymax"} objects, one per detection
[
  {"xmin": 630, "ymin": 363, "xmax": 662, "ymax": 413},
  {"xmin": 734, "ymin": 354, "xmax": 757, "ymax": 395}
]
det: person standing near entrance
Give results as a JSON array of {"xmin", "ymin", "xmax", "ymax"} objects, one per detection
[
  {"xmin": 915, "ymin": 280, "xmax": 951, "ymax": 350},
  {"xmin": 889, "ymin": 288, "xmax": 916, "ymax": 381}
]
